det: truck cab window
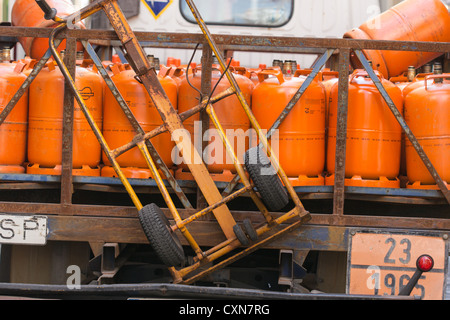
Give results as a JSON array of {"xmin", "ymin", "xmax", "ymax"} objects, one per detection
[{"xmin": 180, "ymin": 0, "xmax": 294, "ymax": 27}]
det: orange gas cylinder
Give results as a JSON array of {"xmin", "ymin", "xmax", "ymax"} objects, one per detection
[
  {"xmin": 101, "ymin": 63, "xmax": 177, "ymax": 179},
  {"xmin": 11, "ymin": 0, "xmax": 85, "ymax": 59},
  {"xmin": 404, "ymin": 74, "xmax": 450, "ymax": 189},
  {"xmin": 321, "ymin": 70, "xmax": 339, "ymax": 127},
  {"xmin": 27, "ymin": 60, "xmax": 103, "ymax": 176},
  {"xmin": 390, "ymin": 66, "xmax": 416, "ymax": 179},
  {"xmin": 344, "ymin": 0, "xmax": 450, "ymax": 79},
  {"xmin": 327, "ymin": 70, "xmax": 404, "ymax": 188},
  {"xmin": 176, "ymin": 65, "xmax": 254, "ymax": 182},
  {"xmin": 252, "ymin": 68, "xmax": 326, "ymax": 186},
  {"xmin": 0, "ymin": 60, "xmax": 29, "ymax": 174}
]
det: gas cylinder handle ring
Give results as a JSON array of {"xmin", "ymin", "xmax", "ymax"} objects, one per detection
[
  {"xmin": 257, "ymin": 68, "xmax": 285, "ymax": 84},
  {"xmin": 349, "ymin": 70, "xmax": 384, "ymax": 83},
  {"xmin": 425, "ymin": 74, "xmax": 450, "ymax": 90}
]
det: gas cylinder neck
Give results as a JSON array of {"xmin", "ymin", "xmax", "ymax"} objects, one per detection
[
  {"xmin": 282, "ymin": 60, "xmax": 298, "ymax": 77},
  {"xmin": 76, "ymin": 51, "xmax": 84, "ymax": 60},
  {"xmin": 434, "ymin": 62, "xmax": 443, "ymax": 83},
  {"xmin": 147, "ymin": 55, "xmax": 155, "ymax": 68},
  {"xmin": 423, "ymin": 64, "xmax": 432, "ymax": 74},
  {"xmin": 272, "ymin": 59, "xmax": 283, "ymax": 69},
  {"xmin": 148, "ymin": 55, "xmax": 160, "ymax": 71},
  {"xmin": 407, "ymin": 66, "xmax": 416, "ymax": 82},
  {"xmin": 1, "ymin": 48, "xmax": 11, "ymax": 62},
  {"xmin": 433, "ymin": 62, "xmax": 442, "ymax": 74}
]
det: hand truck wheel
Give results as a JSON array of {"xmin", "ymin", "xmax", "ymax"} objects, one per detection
[
  {"xmin": 242, "ymin": 219, "xmax": 258, "ymax": 242},
  {"xmin": 139, "ymin": 203, "xmax": 186, "ymax": 267},
  {"xmin": 233, "ymin": 224, "xmax": 250, "ymax": 246},
  {"xmin": 244, "ymin": 146, "xmax": 289, "ymax": 212}
]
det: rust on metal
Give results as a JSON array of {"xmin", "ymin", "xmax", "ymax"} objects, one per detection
[
  {"xmin": 333, "ymin": 49, "xmax": 351, "ymax": 216},
  {"xmin": 60, "ymin": 37, "xmax": 76, "ymax": 211},
  {"xmin": 82, "ymin": 40, "xmax": 194, "ymax": 209}
]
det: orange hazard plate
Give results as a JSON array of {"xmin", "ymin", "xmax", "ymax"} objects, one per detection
[{"xmin": 347, "ymin": 230, "xmax": 448, "ymax": 300}]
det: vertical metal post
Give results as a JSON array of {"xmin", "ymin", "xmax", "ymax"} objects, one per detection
[
  {"xmin": 61, "ymin": 37, "xmax": 77, "ymax": 211},
  {"xmin": 197, "ymin": 44, "xmax": 212, "ymax": 211},
  {"xmin": 333, "ymin": 49, "xmax": 350, "ymax": 216}
]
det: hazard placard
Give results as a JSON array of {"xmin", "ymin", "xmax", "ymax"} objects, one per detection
[
  {"xmin": 347, "ymin": 230, "xmax": 448, "ymax": 300},
  {"xmin": 141, "ymin": 0, "xmax": 173, "ymax": 19}
]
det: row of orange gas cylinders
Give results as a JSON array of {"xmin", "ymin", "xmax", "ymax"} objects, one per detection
[
  {"xmin": 0, "ymin": 51, "xmax": 448, "ymax": 191},
  {"xmin": 1, "ymin": 0, "xmax": 447, "ymax": 190}
]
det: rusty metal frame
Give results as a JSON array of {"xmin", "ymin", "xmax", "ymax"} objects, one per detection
[
  {"xmin": 0, "ymin": 0, "xmax": 448, "ymax": 283},
  {"xmin": 0, "ymin": 0, "xmax": 315, "ymax": 284},
  {"xmin": 0, "ymin": 32, "xmax": 447, "ymax": 211}
]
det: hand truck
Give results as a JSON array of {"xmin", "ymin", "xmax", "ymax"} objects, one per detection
[{"xmin": 3, "ymin": 0, "xmax": 312, "ymax": 284}]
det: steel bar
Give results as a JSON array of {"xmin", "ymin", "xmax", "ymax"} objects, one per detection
[
  {"xmin": 195, "ymin": 44, "xmax": 212, "ymax": 211},
  {"xmin": 101, "ymin": 0, "xmax": 241, "ymax": 240},
  {"xmin": 60, "ymin": 37, "xmax": 77, "ymax": 211},
  {"xmin": 82, "ymin": 40, "xmax": 194, "ymax": 209},
  {"xmin": 184, "ymin": 0, "xmax": 309, "ymax": 219},
  {"xmin": 206, "ymin": 104, "xmax": 274, "ymax": 224},
  {"xmin": 0, "ymin": 282, "xmax": 416, "ymax": 300},
  {"xmin": 171, "ymin": 206, "xmax": 305, "ymax": 281},
  {"xmin": 64, "ymin": 0, "xmax": 105, "ymax": 25},
  {"xmin": 221, "ymin": 49, "xmax": 335, "ymax": 197},
  {"xmin": 353, "ymin": 50, "xmax": 450, "ymax": 206},
  {"xmin": 1, "ymin": 26, "xmax": 449, "ymax": 53},
  {"xmin": 332, "ymin": 49, "xmax": 351, "ymax": 216},
  {"xmin": 179, "ymin": 211, "xmax": 308, "ymax": 285},
  {"xmin": 48, "ymin": 24, "xmax": 144, "ymax": 211},
  {"xmin": 0, "ymin": 197, "xmax": 447, "ymax": 245},
  {"xmin": 172, "ymin": 184, "xmax": 253, "ymax": 232},
  {"xmin": 110, "ymin": 87, "xmax": 236, "ymax": 159}
]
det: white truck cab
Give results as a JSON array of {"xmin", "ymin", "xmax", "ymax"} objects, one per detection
[{"xmin": 116, "ymin": 0, "xmax": 382, "ymax": 68}]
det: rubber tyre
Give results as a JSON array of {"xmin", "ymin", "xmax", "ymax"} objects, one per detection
[
  {"xmin": 138, "ymin": 203, "xmax": 185, "ymax": 267},
  {"xmin": 244, "ymin": 146, "xmax": 289, "ymax": 211},
  {"xmin": 233, "ymin": 224, "xmax": 250, "ymax": 246},
  {"xmin": 243, "ymin": 219, "xmax": 258, "ymax": 242}
]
